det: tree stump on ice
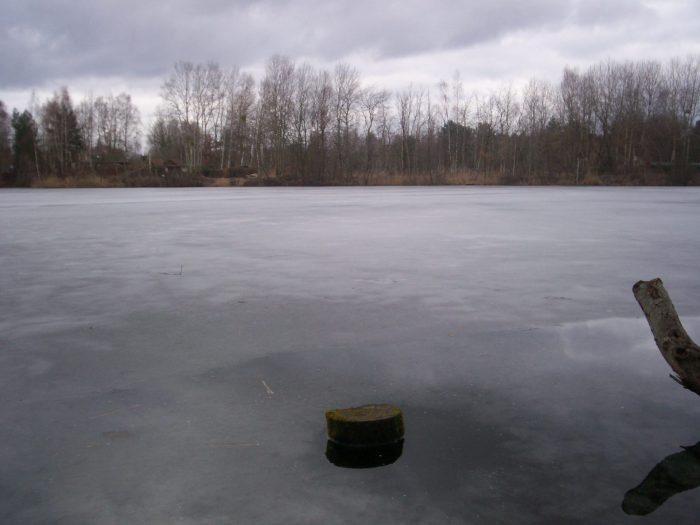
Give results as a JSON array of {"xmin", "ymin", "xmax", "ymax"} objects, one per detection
[
  {"xmin": 325, "ymin": 404, "xmax": 404, "ymax": 446},
  {"xmin": 633, "ymin": 278, "xmax": 700, "ymax": 397}
]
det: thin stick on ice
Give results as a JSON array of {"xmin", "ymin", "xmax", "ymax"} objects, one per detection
[{"xmin": 261, "ymin": 380, "xmax": 274, "ymax": 395}]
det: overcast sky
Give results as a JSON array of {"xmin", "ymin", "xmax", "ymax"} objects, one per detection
[{"xmin": 2, "ymin": 0, "xmax": 699, "ymax": 124}]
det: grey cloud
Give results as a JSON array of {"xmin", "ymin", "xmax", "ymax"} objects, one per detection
[
  {"xmin": 0, "ymin": 0, "xmax": 696, "ymax": 89},
  {"xmin": 268, "ymin": 0, "xmax": 574, "ymax": 58},
  {"xmin": 570, "ymin": 0, "xmax": 650, "ymax": 25}
]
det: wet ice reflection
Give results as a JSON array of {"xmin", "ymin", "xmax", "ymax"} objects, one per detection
[{"xmin": 2, "ymin": 188, "xmax": 700, "ymax": 523}]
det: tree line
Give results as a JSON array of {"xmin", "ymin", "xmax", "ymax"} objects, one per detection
[
  {"xmin": 1, "ymin": 54, "xmax": 699, "ymax": 186},
  {"xmin": 0, "ymin": 89, "xmax": 141, "ymax": 185}
]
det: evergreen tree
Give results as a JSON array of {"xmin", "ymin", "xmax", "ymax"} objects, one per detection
[
  {"xmin": 0, "ymin": 101, "xmax": 12, "ymax": 174},
  {"xmin": 11, "ymin": 109, "xmax": 40, "ymax": 184}
]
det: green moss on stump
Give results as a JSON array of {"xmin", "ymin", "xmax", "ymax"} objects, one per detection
[{"xmin": 325, "ymin": 404, "xmax": 404, "ymax": 447}]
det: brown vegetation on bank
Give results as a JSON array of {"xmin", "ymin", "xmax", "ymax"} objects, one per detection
[{"xmin": 11, "ymin": 166, "xmax": 698, "ymax": 189}]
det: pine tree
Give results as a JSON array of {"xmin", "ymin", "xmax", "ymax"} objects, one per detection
[{"xmin": 11, "ymin": 109, "xmax": 40, "ymax": 184}]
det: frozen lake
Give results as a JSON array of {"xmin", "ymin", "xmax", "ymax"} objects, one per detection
[{"xmin": 2, "ymin": 187, "xmax": 700, "ymax": 524}]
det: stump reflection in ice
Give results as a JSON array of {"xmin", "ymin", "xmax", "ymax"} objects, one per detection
[{"xmin": 325, "ymin": 440, "xmax": 404, "ymax": 469}]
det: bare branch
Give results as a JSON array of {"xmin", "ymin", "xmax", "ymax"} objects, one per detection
[{"xmin": 633, "ymin": 278, "xmax": 700, "ymax": 397}]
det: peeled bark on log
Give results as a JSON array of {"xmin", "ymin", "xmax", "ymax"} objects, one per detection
[{"xmin": 633, "ymin": 278, "xmax": 700, "ymax": 397}]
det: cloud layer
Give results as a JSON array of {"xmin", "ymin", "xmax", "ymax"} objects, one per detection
[{"xmin": 3, "ymin": 0, "xmax": 699, "ymax": 90}]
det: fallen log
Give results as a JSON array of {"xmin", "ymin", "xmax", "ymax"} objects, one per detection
[{"xmin": 633, "ymin": 278, "xmax": 700, "ymax": 397}]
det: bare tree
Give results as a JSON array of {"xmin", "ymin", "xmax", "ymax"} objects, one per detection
[
  {"xmin": 92, "ymin": 93, "xmax": 141, "ymax": 158},
  {"xmin": 148, "ymin": 109, "xmax": 182, "ymax": 162},
  {"xmin": 557, "ymin": 67, "xmax": 596, "ymax": 181},
  {"xmin": 519, "ymin": 79, "xmax": 553, "ymax": 180},
  {"xmin": 474, "ymin": 93, "xmax": 496, "ymax": 172},
  {"xmin": 259, "ymin": 55, "xmax": 295, "ymax": 177},
  {"xmin": 76, "ymin": 95, "xmax": 96, "ymax": 170},
  {"xmin": 311, "ymin": 68, "xmax": 333, "ymax": 183},
  {"xmin": 396, "ymin": 86, "xmax": 423, "ymax": 173},
  {"xmin": 116, "ymin": 93, "xmax": 142, "ymax": 155},
  {"xmin": 667, "ymin": 56, "xmax": 700, "ymax": 174},
  {"xmin": 423, "ymin": 90, "xmax": 439, "ymax": 182},
  {"xmin": 333, "ymin": 63, "xmax": 360, "ymax": 182},
  {"xmin": 292, "ymin": 63, "xmax": 314, "ymax": 182},
  {"xmin": 437, "ymin": 79, "xmax": 452, "ymax": 170},
  {"xmin": 40, "ymin": 88, "xmax": 82, "ymax": 177},
  {"xmin": 161, "ymin": 61, "xmax": 225, "ymax": 170},
  {"xmin": 230, "ymin": 73, "xmax": 256, "ymax": 168},
  {"xmin": 451, "ymin": 72, "xmax": 471, "ymax": 168},
  {"xmin": 216, "ymin": 68, "xmax": 239, "ymax": 170},
  {"xmin": 360, "ymin": 86, "xmax": 389, "ymax": 182}
]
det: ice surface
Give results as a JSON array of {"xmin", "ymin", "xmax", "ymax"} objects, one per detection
[{"xmin": 1, "ymin": 187, "xmax": 700, "ymax": 523}]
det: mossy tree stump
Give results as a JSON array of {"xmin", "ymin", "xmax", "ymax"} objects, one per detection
[{"xmin": 325, "ymin": 404, "xmax": 404, "ymax": 447}]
